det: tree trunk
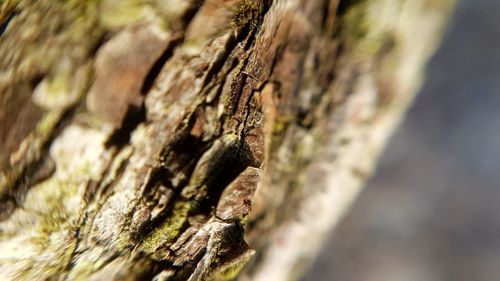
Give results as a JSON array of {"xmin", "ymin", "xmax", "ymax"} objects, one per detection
[{"xmin": 0, "ymin": 0, "xmax": 454, "ymax": 280}]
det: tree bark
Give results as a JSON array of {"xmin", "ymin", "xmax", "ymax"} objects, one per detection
[{"xmin": 0, "ymin": 0, "xmax": 454, "ymax": 280}]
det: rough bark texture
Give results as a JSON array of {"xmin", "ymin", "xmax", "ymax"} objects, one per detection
[{"xmin": 0, "ymin": 0, "xmax": 454, "ymax": 280}]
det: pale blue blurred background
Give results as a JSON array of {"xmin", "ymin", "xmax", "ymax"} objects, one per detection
[{"xmin": 304, "ymin": 0, "xmax": 500, "ymax": 280}]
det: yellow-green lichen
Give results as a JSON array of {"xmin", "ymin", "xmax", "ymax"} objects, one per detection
[
  {"xmin": 99, "ymin": 0, "xmax": 151, "ymax": 29},
  {"xmin": 341, "ymin": 0, "xmax": 393, "ymax": 59},
  {"xmin": 32, "ymin": 63, "xmax": 89, "ymax": 109},
  {"xmin": 68, "ymin": 260, "xmax": 101, "ymax": 279},
  {"xmin": 2, "ymin": 178, "xmax": 82, "ymax": 280},
  {"xmin": 272, "ymin": 115, "xmax": 295, "ymax": 133}
]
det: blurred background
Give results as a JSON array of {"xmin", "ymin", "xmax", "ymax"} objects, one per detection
[{"xmin": 303, "ymin": 0, "xmax": 500, "ymax": 280}]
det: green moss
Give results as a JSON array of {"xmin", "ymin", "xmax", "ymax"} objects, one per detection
[
  {"xmin": 142, "ymin": 201, "xmax": 193, "ymax": 255},
  {"xmin": 211, "ymin": 262, "xmax": 246, "ymax": 281},
  {"xmin": 209, "ymin": 250, "xmax": 255, "ymax": 281}
]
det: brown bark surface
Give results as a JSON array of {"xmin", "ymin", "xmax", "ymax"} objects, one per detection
[{"xmin": 0, "ymin": 0, "xmax": 454, "ymax": 280}]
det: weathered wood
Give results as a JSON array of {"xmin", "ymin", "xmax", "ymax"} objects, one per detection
[{"xmin": 0, "ymin": 0, "xmax": 454, "ymax": 280}]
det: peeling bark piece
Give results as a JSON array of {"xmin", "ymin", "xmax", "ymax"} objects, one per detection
[
  {"xmin": 242, "ymin": 127, "xmax": 265, "ymax": 166},
  {"xmin": 216, "ymin": 167, "xmax": 261, "ymax": 221},
  {"xmin": 87, "ymin": 23, "xmax": 172, "ymax": 128},
  {"xmin": 176, "ymin": 220, "xmax": 254, "ymax": 281}
]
